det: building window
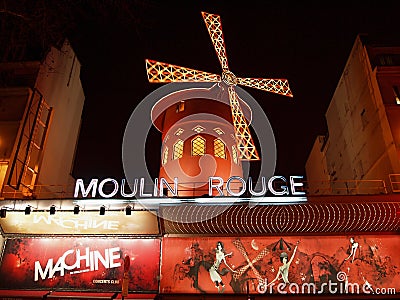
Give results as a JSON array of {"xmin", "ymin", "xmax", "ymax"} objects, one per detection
[
  {"xmin": 176, "ymin": 101, "xmax": 185, "ymax": 112},
  {"xmin": 214, "ymin": 138, "xmax": 226, "ymax": 159},
  {"xmin": 213, "ymin": 127, "xmax": 224, "ymax": 135},
  {"xmin": 173, "ymin": 139, "xmax": 184, "ymax": 160},
  {"xmin": 192, "ymin": 125, "xmax": 205, "ymax": 133},
  {"xmin": 232, "ymin": 145, "xmax": 238, "ymax": 164},
  {"xmin": 162, "ymin": 146, "xmax": 168, "ymax": 165},
  {"xmin": 192, "ymin": 136, "xmax": 205, "ymax": 156}
]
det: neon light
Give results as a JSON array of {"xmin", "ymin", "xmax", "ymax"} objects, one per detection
[
  {"xmin": 74, "ymin": 176, "xmax": 305, "ymax": 199},
  {"xmin": 146, "ymin": 11, "xmax": 293, "ymax": 160},
  {"xmin": 33, "ymin": 215, "xmax": 119, "ymax": 230}
]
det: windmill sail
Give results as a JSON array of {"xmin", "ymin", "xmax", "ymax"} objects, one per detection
[{"xmin": 146, "ymin": 11, "xmax": 293, "ymax": 161}]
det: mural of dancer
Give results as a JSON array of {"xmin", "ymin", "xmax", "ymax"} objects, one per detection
[
  {"xmin": 209, "ymin": 241, "xmax": 236, "ymax": 293},
  {"xmin": 344, "ymin": 237, "xmax": 359, "ymax": 263},
  {"xmin": 339, "ymin": 236, "xmax": 360, "ymax": 270},
  {"xmin": 266, "ymin": 241, "xmax": 300, "ymax": 287},
  {"xmin": 161, "ymin": 236, "xmax": 400, "ymax": 295}
]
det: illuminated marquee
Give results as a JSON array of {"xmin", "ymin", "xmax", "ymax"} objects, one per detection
[
  {"xmin": 0, "ymin": 211, "xmax": 159, "ymax": 235},
  {"xmin": 34, "ymin": 214, "xmax": 118, "ymax": 230},
  {"xmin": 74, "ymin": 176, "xmax": 305, "ymax": 199},
  {"xmin": 0, "ymin": 238, "xmax": 160, "ymax": 292}
]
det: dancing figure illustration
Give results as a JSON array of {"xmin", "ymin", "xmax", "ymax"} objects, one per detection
[
  {"xmin": 209, "ymin": 241, "xmax": 235, "ymax": 293},
  {"xmin": 344, "ymin": 237, "xmax": 359, "ymax": 263},
  {"xmin": 266, "ymin": 241, "xmax": 299, "ymax": 287}
]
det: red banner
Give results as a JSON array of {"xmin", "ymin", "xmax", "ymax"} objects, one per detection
[
  {"xmin": 160, "ymin": 235, "xmax": 400, "ymax": 295},
  {"xmin": 0, "ymin": 238, "xmax": 160, "ymax": 292}
]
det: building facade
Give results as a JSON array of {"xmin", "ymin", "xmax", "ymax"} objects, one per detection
[
  {"xmin": 306, "ymin": 34, "xmax": 400, "ymax": 195},
  {"xmin": 0, "ymin": 33, "xmax": 399, "ymax": 300},
  {"xmin": 0, "ymin": 39, "xmax": 84, "ymax": 199}
]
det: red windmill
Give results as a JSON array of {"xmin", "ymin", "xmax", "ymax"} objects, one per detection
[{"xmin": 147, "ymin": 12, "xmax": 292, "ymax": 196}]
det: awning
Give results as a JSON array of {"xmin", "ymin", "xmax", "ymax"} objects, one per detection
[
  {"xmin": 0, "ymin": 290, "xmax": 50, "ymax": 299},
  {"xmin": 47, "ymin": 291, "xmax": 117, "ymax": 299},
  {"xmin": 114, "ymin": 294, "xmax": 157, "ymax": 299},
  {"xmin": 0, "ymin": 290, "xmax": 156, "ymax": 299},
  {"xmin": 48, "ymin": 292, "xmax": 157, "ymax": 299}
]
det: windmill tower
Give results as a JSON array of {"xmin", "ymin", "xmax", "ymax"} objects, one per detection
[{"xmin": 147, "ymin": 12, "xmax": 292, "ymax": 197}]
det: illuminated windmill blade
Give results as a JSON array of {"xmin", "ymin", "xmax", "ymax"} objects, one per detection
[
  {"xmin": 233, "ymin": 257, "xmax": 263, "ymax": 282},
  {"xmin": 201, "ymin": 11, "xmax": 229, "ymax": 71},
  {"xmin": 228, "ymin": 86, "xmax": 260, "ymax": 160},
  {"xmin": 237, "ymin": 77, "xmax": 293, "ymax": 97},
  {"xmin": 146, "ymin": 59, "xmax": 221, "ymax": 83},
  {"xmin": 233, "ymin": 247, "xmax": 269, "ymax": 282},
  {"xmin": 232, "ymin": 240, "xmax": 268, "ymax": 283}
]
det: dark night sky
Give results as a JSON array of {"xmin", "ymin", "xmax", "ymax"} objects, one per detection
[{"xmin": 69, "ymin": 1, "xmax": 400, "ymax": 181}]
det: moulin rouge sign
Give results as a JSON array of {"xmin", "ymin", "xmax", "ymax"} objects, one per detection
[{"xmin": 74, "ymin": 176, "xmax": 305, "ymax": 200}]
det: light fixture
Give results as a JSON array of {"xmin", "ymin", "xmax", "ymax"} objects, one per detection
[
  {"xmin": 73, "ymin": 205, "xmax": 80, "ymax": 215},
  {"xmin": 0, "ymin": 208, "xmax": 6, "ymax": 218},
  {"xmin": 50, "ymin": 205, "xmax": 56, "ymax": 215},
  {"xmin": 99, "ymin": 205, "xmax": 105, "ymax": 215},
  {"xmin": 125, "ymin": 205, "xmax": 132, "ymax": 215},
  {"xmin": 393, "ymin": 86, "xmax": 400, "ymax": 104},
  {"xmin": 25, "ymin": 206, "xmax": 31, "ymax": 215}
]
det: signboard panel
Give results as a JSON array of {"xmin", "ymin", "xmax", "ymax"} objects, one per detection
[
  {"xmin": 0, "ymin": 237, "xmax": 160, "ymax": 292},
  {"xmin": 160, "ymin": 235, "xmax": 400, "ymax": 296},
  {"xmin": 0, "ymin": 211, "xmax": 159, "ymax": 235}
]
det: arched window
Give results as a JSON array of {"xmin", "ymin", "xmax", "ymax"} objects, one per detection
[
  {"xmin": 191, "ymin": 136, "xmax": 205, "ymax": 156},
  {"xmin": 232, "ymin": 145, "xmax": 238, "ymax": 164},
  {"xmin": 214, "ymin": 138, "xmax": 226, "ymax": 159},
  {"xmin": 173, "ymin": 139, "xmax": 184, "ymax": 160},
  {"xmin": 162, "ymin": 146, "xmax": 169, "ymax": 165}
]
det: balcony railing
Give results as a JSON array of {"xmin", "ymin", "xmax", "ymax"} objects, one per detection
[
  {"xmin": 389, "ymin": 173, "xmax": 400, "ymax": 192},
  {"xmin": 1, "ymin": 184, "xmax": 73, "ymax": 200},
  {"xmin": 304, "ymin": 179, "xmax": 388, "ymax": 195}
]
